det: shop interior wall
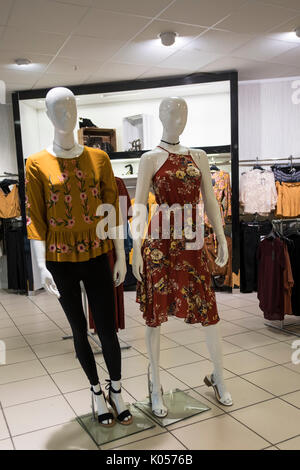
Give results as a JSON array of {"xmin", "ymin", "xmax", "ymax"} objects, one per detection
[
  {"xmin": 20, "ymin": 91, "xmax": 231, "ymax": 158},
  {"xmin": 238, "ymin": 76, "xmax": 300, "ymax": 172}
]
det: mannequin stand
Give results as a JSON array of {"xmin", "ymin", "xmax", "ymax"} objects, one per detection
[
  {"xmin": 134, "ymin": 389, "xmax": 210, "ymax": 427},
  {"xmin": 62, "ymin": 283, "xmax": 131, "ymax": 353}
]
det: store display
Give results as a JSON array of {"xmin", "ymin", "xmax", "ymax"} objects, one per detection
[
  {"xmin": 275, "ymin": 181, "xmax": 300, "ymax": 217},
  {"xmin": 133, "ymin": 97, "xmax": 233, "ymax": 417},
  {"xmin": 25, "ymin": 87, "xmax": 131, "ymax": 427}
]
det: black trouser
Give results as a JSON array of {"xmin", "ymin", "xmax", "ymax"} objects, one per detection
[
  {"xmin": 240, "ymin": 221, "xmax": 272, "ymax": 293},
  {"xmin": 46, "ymin": 254, "xmax": 121, "ymax": 385}
]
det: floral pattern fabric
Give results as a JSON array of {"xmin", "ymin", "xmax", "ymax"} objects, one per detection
[
  {"xmin": 203, "ymin": 170, "xmax": 231, "ymax": 227},
  {"xmin": 25, "ymin": 147, "xmax": 119, "ymax": 262},
  {"xmin": 136, "ymin": 148, "xmax": 219, "ymax": 327}
]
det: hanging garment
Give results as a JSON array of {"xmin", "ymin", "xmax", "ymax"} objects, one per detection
[
  {"xmin": 5, "ymin": 220, "xmax": 27, "ymax": 291},
  {"xmin": 286, "ymin": 233, "xmax": 300, "ymax": 316},
  {"xmin": 0, "ymin": 179, "xmax": 19, "ymax": 195},
  {"xmin": 271, "ymin": 164, "xmax": 300, "ymax": 183},
  {"xmin": 275, "ymin": 181, "xmax": 300, "ymax": 217},
  {"xmin": 240, "ymin": 220, "xmax": 272, "ymax": 293},
  {"xmin": 239, "ymin": 169, "xmax": 277, "ymax": 216},
  {"xmin": 204, "ymin": 234, "xmax": 232, "ymax": 288},
  {"xmin": 257, "ymin": 237, "xmax": 294, "ymax": 321},
  {"xmin": 25, "ymin": 147, "xmax": 120, "ymax": 262},
  {"xmin": 0, "ymin": 185, "xmax": 21, "ymax": 219},
  {"xmin": 136, "ymin": 148, "xmax": 219, "ymax": 327},
  {"xmin": 203, "ymin": 170, "xmax": 231, "ymax": 226}
]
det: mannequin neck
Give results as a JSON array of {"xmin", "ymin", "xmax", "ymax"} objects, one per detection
[
  {"xmin": 48, "ymin": 129, "xmax": 84, "ymax": 158},
  {"xmin": 159, "ymin": 132, "xmax": 187, "ymax": 154}
]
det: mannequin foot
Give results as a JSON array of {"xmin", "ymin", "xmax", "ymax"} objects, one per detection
[
  {"xmin": 204, "ymin": 374, "xmax": 233, "ymax": 407},
  {"xmin": 106, "ymin": 380, "xmax": 133, "ymax": 425},
  {"xmin": 91, "ymin": 384, "xmax": 115, "ymax": 427},
  {"xmin": 150, "ymin": 387, "xmax": 168, "ymax": 418}
]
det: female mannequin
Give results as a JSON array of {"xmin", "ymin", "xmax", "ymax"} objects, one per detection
[
  {"xmin": 27, "ymin": 87, "xmax": 132, "ymax": 426},
  {"xmin": 132, "ymin": 97, "xmax": 233, "ymax": 417}
]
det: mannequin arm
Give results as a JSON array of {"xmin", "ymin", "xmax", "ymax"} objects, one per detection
[
  {"xmin": 194, "ymin": 151, "xmax": 228, "ymax": 267},
  {"xmin": 108, "ymin": 220, "xmax": 126, "ymax": 287},
  {"xmin": 132, "ymin": 153, "xmax": 154, "ymax": 281},
  {"xmin": 31, "ymin": 240, "xmax": 60, "ymax": 297}
]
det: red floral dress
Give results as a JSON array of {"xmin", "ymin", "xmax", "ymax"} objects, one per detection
[{"xmin": 136, "ymin": 148, "xmax": 219, "ymax": 327}]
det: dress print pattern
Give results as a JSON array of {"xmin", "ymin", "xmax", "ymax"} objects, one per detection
[{"xmin": 136, "ymin": 148, "xmax": 219, "ymax": 327}]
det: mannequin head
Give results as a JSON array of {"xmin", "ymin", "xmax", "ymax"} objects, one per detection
[
  {"xmin": 45, "ymin": 87, "xmax": 77, "ymax": 133},
  {"xmin": 159, "ymin": 97, "xmax": 188, "ymax": 140}
]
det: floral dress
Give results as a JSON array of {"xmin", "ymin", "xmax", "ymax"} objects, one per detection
[{"xmin": 136, "ymin": 147, "xmax": 219, "ymax": 327}]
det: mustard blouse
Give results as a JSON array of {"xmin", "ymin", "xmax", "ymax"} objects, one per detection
[{"xmin": 25, "ymin": 146, "xmax": 120, "ymax": 262}]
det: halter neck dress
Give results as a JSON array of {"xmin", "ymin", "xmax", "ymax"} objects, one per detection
[{"xmin": 136, "ymin": 147, "xmax": 219, "ymax": 327}]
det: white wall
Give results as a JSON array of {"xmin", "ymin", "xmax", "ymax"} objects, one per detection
[
  {"xmin": 20, "ymin": 102, "xmax": 41, "ymax": 159},
  {"xmin": 239, "ymin": 77, "xmax": 300, "ymax": 162},
  {"xmin": 35, "ymin": 92, "xmax": 231, "ymax": 152},
  {"xmin": 0, "ymin": 104, "xmax": 17, "ymax": 174}
]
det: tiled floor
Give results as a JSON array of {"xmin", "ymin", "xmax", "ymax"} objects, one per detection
[{"xmin": 0, "ymin": 288, "xmax": 299, "ymax": 450}]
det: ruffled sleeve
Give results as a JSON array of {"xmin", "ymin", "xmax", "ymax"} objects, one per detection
[{"xmin": 25, "ymin": 157, "xmax": 47, "ymax": 240}]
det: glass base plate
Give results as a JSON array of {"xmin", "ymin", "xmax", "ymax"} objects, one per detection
[
  {"xmin": 134, "ymin": 389, "xmax": 210, "ymax": 427},
  {"xmin": 76, "ymin": 404, "xmax": 155, "ymax": 446}
]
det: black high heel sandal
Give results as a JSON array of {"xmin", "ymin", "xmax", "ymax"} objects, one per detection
[
  {"xmin": 91, "ymin": 386, "xmax": 115, "ymax": 427},
  {"xmin": 105, "ymin": 380, "xmax": 133, "ymax": 426}
]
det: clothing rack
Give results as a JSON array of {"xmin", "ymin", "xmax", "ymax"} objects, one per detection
[
  {"xmin": 263, "ymin": 218, "xmax": 300, "ymax": 338},
  {"xmin": 0, "ymin": 172, "xmax": 19, "ymax": 177},
  {"xmin": 239, "ymin": 155, "xmax": 300, "ymax": 166}
]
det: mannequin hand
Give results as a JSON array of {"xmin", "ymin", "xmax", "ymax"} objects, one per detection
[
  {"xmin": 215, "ymin": 235, "xmax": 228, "ymax": 268},
  {"xmin": 40, "ymin": 266, "xmax": 60, "ymax": 298},
  {"xmin": 114, "ymin": 250, "xmax": 126, "ymax": 287},
  {"xmin": 132, "ymin": 250, "xmax": 143, "ymax": 282}
]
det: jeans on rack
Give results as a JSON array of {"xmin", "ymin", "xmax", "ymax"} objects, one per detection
[
  {"xmin": 46, "ymin": 253, "xmax": 121, "ymax": 385},
  {"xmin": 240, "ymin": 221, "xmax": 272, "ymax": 293}
]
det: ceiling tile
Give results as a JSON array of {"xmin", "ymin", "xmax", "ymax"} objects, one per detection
[
  {"xmin": 255, "ymin": 0, "xmax": 300, "ymax": 12},
  {"xmin": 75, "ymin": 8, "xmax": 150, "ymax": 40},
  {"xmin": 84, "ymin": 62, "xmax": 149, "ymax": 83},
  {"xmin": 0, "ymin": 68, "xmax": 43, "ymax": 85},
  {"xmin": 58, "ymin": 35, "xmax": 125, "ymax": 60},
  {"xmin": 233, "ymin": 37, "xmax": 299, "ymax": 61},
  {"xmin": 112, "ymin": 40, "xmax": 178, "ymax": 66},
  {"xmin": 271, "ymin": 45, "xmax": 300, "ymax": 66},
  {"xmin": 217, "ymin": 2, "xmax": 297, "ymax": 33},
  {"xmin": 159, "ymin": 0, "xmax": 247, "ymax": 27},
  {"xmin": 0, "ymin": 0, "xmax": 14, "ymax": 26},
  {"xmin": 139, "ymin": 66, "xmax": 188, "ymax": 78},
  {"xmin": 5, "ymin": 82, "xmax": 32, "ymax": 92},
  {"xmin": 32, "ymin": 72, "xmax": 89, "ymax": 89},
  {"xmin": 91, "ymin": 0, "xmax": 172, "ymax": 17},
  {"xmin": 187, "ymin": 29, "xmax": 254, "ymax": 54},
  {"xmin": 46, "ymin": 56, "xmax": 103, "ymax": 75},
  {"xmin": 8, "ymin": 0, "xmax": 88, "ymax": 34},
  {"xmin": 267, "ymin": 14, "xmax": 300, "ymax": 39},
  {"xmin": 134, "ymin": 19, "xmax": 206, "ymax": 43},
  {"xmin": 54, "ymin": 0, "xmax": 94, "ymax": 5},
  {"xmin": 159, "ymin": 47, "xmax": 223, "ymax": 70},
  {"xmin": 0, "ymin": 28, "xmax": 67, "ymax": 55}
]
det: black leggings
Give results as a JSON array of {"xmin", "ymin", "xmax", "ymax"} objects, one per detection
[{"xmin": 46, "ymin": 254, "xmax": 121, "ymax": 385}]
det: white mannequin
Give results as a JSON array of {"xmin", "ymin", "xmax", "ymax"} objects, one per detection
[
  {"xmin": 31, "ymin": 87, "xmax": 128, "ymax": 424},
  {"xmin": 132, "ymin": 97, "xmax": 232, "ymax": 415}
]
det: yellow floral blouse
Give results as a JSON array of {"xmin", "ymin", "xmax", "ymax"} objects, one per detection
[{"xmin": 25, "ymin": 146, "xmax": 120, "ymax": 262}]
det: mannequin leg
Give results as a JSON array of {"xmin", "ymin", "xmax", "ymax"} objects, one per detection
[
  {"xmin": 145, "ymin": 326, "xmax": 168, "ymax": 417},
  {"xmin": 204, "ymin": 323, "xmax": 232, "ymax": 405},
  {"xmin": 83, "ymin": 254, "xmax": 131, "ymax": 422}
]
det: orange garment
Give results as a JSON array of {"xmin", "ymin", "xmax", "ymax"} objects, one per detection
[
  {"xmin": 204, "ymin": 234, "xmax": 232, "ymax": 287},
  {"xmin": 283, "ymin": 243, "xmax": 294, "ymax": 315},
  {"xmin": 0, "ymin": 185, "xmax": 20, "ymax": 218},
  {"xmin": 201, "ymin": 170, "xmax": 231, "ymax": 227},
  {"xmin": 276, "ymin": 181, "xmax": 300, "ymax": 217},
  {"xmin": 25, "ymin": 147, "xmax": 120, "ymax": 262}
]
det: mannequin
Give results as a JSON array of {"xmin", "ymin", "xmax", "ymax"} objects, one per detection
[
  {"xmin": 132, "ymin": 97, "xmax": 232, "ymax": 417},
  {"xmin": 27, "ymin": 87, "xmax": 132, "ymax": 426}
]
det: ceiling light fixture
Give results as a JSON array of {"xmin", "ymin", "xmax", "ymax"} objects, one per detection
[
  {"xmin": 14, "ymin": 58, "xmax": 32, "ymax": 66},
  {"xmin": 295, "ymin": 27, "xmax": 300, "ymax": 38},
  {"xmin": 159, "ymin": 31, "xmax": 178, "ymax": 46}
]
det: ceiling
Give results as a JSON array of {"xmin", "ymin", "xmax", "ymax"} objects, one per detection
[{"xmin": 2, "ymin": 0, "xmax": 300, "ymax": 93}]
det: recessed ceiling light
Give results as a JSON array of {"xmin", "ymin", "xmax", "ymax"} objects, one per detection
[
  {"xmin": 295, "ymin": 27, "xmax": 300, "ymax": 38},
  {"xmin": 14, "ymin": 58, "xmax": 32, "ymax": 66},
  {"xmin": 158, "ymin": 32, "xmax": 178, "ymax": 46}
]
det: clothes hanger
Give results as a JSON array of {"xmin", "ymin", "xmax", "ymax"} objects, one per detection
[
  {"xmin": 252, "ymin": 156, "xmax": 264, "ymax": 171},
  {"xmin": 209, "ymin": 156, "xmax": 220, "ymax": 171}
]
